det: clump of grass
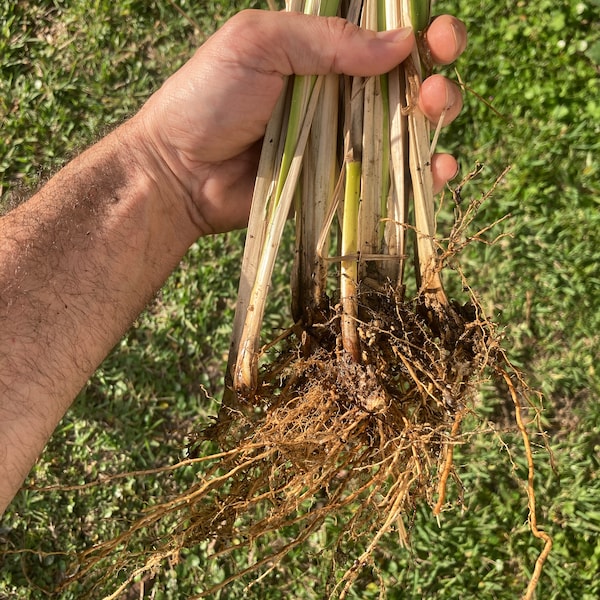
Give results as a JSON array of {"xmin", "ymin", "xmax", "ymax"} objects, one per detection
[{"xmin": 56, "ymin": 2, "xmax": 551, "ymax": 598}]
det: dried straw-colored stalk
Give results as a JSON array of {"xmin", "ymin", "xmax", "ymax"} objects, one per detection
[{"xmin": 227, "ymin": 0, "xmax": 340, "ymax": 395}]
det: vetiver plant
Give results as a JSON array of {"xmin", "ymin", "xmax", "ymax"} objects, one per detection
[{"xmin": 61, "ymin": 2, "xmax": 552, "ymax": 598}]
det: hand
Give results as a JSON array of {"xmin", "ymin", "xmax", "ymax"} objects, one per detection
[{"xmin": 138, "ymin": 10, "xmax": 467, "ymax": 235}]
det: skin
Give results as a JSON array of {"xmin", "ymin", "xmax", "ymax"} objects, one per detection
[{"xmin": 0, "ymin": 10, "xmax": 467, "ymax": 516}]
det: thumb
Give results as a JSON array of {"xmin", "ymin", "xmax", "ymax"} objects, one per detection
[{"xmin": 218, "ymin": 10, "xmax": 415, "ymax": 78}]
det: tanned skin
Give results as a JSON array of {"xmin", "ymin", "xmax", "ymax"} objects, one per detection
[{"xmin": 0, "ymin": 11, "xmax": 467, "ymax": 515}]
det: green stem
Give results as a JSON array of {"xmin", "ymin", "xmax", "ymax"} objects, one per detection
[
  {"xmin": 410, "ymin": 0, "xmax": 431, "ymax": 33},
  {"xmin": 341, "ymin": 160, "xmax": 361, "ymax": 362},
  {"xmin": 273, "ymin": 75, "xmax": 315, "ymax": 210}
]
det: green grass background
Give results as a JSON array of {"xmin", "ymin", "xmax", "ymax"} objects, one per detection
[{"xmin": 1, "ymin": 0, "xmax": 599, "ymax": 598}]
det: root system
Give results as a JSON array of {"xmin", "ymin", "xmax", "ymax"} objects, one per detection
[{"xmin": 45, "ymin": 170, "xmax": 553, "ymax": 600}]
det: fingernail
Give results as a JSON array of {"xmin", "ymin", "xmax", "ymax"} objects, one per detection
[
  {"xmin": 451, "ymin": 21, "xmax": 468, "ymax": 55},
  {"xmin": 451, "ymin": 162, "xmax": 460, "ymax": 181},
  {"xmin": 377, "ymin": 26, "xmax": 413, "ymax": 43}
]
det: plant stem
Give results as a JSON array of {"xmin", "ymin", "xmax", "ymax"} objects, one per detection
[
  {"xmin": 401, "ymin": 0, "xmax": 447, "ymax": 303},
  {"xmin": 341, "ymin": 159, "xmax": 362, "ymax": 362},
  {"xmin": 231, "ymin": 0, "xmax": 340, "ymax": 393}
]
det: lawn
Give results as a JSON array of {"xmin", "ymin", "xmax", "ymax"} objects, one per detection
[{"xmin": 1, "ymin": 0, "xmax": 599, "ymax": 598}]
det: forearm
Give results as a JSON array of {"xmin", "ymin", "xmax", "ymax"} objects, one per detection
[{"xmin": 0, "ymin": 117, "xmax": 201, "ymax": 514}]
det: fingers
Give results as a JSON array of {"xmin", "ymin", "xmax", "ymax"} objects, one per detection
[
  {"xmin": 419, "ymin": 14, "xmax": 466, "ymax": 128},
  {"xmin": 217, "ymin": 10, "xmax": 464, "ymax": 129},
  {"xmin": 420, "ymin": 15, "xmax": 465, "ymax": 191},
  {"xmin": 319, "ymin": 25, "xmax": 415, "ymax": 76},
  {"xmin": 419, "ymin": 74, "xmax": 463, "ymax": 126},
  {"xmin": 431, "ymin": 153, "xmax": 458, "ymax": 194},
  {"xmin": 426, "ymin": 15, "xmax": 468, "ymax": 66},
  {"xmin": 222, "ymin": 11, "xmax": 467, "ymax": 78}
]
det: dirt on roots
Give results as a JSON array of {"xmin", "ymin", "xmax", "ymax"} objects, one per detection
[{"xmin": 164, "ymin": 289, "xmax": 499, "ymax": 596}]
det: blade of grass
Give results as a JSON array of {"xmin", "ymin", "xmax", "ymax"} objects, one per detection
[
  {"xmin": 292, "ymin": 73, "xmax": 339, "ymax": 323},
  {"xmin": 292, "ymin": 0, "xmax": 341, "ymax": 323},
  {"xmin": 338, "ymin": 60, "xmax": 365, "ymax": 360},
  {"xmin": 386, "ymin": 0, "xmax": 409, "ymax": 291},
  {"xmin": 224, "ymin": 83, "xmax": 290, "ymax": 398},
  {"xmin": 358, "ymin": 0, "xmax": 388, "ymax": 282},
  {"xmin": 234, "ymin": 74, "xmax": 325, "ymax": 393}
]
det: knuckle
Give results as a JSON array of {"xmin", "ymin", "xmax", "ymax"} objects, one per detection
[{"xmin": 323, "ymin": 17, "xmax": 362, "ymax": 72}]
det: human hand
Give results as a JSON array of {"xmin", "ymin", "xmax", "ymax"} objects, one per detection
[{"xmin": 138, "ymin": 10, "xmax": 467, "ymax": 235}]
